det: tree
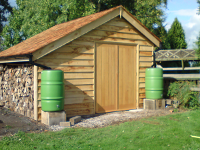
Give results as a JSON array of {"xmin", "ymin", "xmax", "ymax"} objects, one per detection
[
  {"xmin": 153, "ymin": 25, "xmax": 170, "ymax": 49},
  {"xmin": 168, "ymin": 18, "xmax": 187, "ymax": 49},
  {"xmin": 162, "ymin": 18, "xmax": 188, "ymax": 71},
  {"xmin": 0, "ymin": 0, "xmax": 12, "ymax": 33},
  {"xmin": 91, "ymin": 0, "xmax": 167, "ymax": 32},
  {"xmin": 196, "ymin": 1, "xmax": 200, "ymax": 56},
  {"xmin": 2, "ymin": 0, "xmax": 95, "ymax": 49},
  {"xmin": 0, "ymin": 0, "xmax": 12, "ymax": 51},
  {"xmin": 194, "ymin": 32, "xmax": 200, "ymax": 59},
  {"xmin": 2, "ymin": 0, "xmax": 168, "ymax": 50}
]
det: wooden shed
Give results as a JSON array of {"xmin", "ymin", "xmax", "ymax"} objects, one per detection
[{"xmin": 0, "ymin": 6, "xmax": 161, "ymax": 121}]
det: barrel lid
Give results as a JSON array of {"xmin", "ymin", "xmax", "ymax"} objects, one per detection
[{"xmin": 42, "ymin": 69, "xmax": 63, "ymax": 73}]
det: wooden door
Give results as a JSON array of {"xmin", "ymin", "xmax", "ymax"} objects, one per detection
[
  {"xmin": 96, "ymin": 43, "xmax": 118, "ymax": 113},
  {"xmin": 96, "ymin": 43, "xmax": 136, "ymax": 113},
  {"xmin": 118, "ymin": 45, "xmax": 136, "ymax": 110}
]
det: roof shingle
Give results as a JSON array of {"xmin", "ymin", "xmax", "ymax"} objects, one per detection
[{"xmin": 0, "ymin": 5, "xmax": 161, "ymax": 58}]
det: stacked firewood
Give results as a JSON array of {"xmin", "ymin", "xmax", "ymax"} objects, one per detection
[{"xmin": 0, "ymin": 64, "xmax": 34, "ymax": 118}]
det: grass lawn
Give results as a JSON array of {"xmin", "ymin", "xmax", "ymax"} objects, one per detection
[{"xmin": 1, "ymin": 110, "xmax": 200, "ymax": 150}]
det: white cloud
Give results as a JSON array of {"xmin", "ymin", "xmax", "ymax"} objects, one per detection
[
  {"xmin": 165, "ymin": 8, "xmax": 200, "ymax": 49},
  {"xmin": 183, "ymin": 11, "xmax": 200, "ymax": 48},
  {"xmin": 169, "ymin": 9, "xmax": 198, "ymax": 16}
]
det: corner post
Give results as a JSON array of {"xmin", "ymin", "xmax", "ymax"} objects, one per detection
[{"xmin": 34, "ymin": 65, "xmax": 38, "ymax": 121}]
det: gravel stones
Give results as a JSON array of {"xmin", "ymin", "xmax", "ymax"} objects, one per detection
[{"xmin": 50, "ymin": 109, "xmax": 173, "ymax": 131}]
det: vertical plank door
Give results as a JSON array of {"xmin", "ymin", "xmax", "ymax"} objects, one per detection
[
  {"xmin": 96, "ymin": 43, "xmax": 137, "ymax": 113},
  {"xmin": 96, "ymin": 43, "xmax": 118, "ymax": 113},
  {"xmin": 118, "ymin": 45, "xmax": 137, "ymax": 110}
]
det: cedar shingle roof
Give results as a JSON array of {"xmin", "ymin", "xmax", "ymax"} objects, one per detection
[{"xmin": 0, "ymin": 5, "xmax": 161, "ymax": 58}]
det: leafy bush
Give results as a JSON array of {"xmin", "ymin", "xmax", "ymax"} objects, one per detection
[{"xmin": 167, "ymin": 81, "xmax": 199, "ymax": 109}]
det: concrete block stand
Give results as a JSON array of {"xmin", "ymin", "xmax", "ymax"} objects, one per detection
[
  {"xmin": 144, "ymin": 99, "xmax": 165, "ymax": 110},
  {"xmin": 41, "ymin": 110, "xmax": 66, "ymax": 126}
]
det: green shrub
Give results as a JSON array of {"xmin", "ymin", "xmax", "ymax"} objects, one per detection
[{"xmin": 167, "ymin": 81, "xmax": 199, "ymax": 109}]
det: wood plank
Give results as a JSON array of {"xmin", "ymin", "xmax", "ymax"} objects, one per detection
[
  {"xmin": 78, "ymin": 36, "xmax": 152, "ymax": 46},
  {"xmin": 38, "ymin": 100, "xmax": 41, "ymax": 107},
  {"xmin": 136, "ymin": 44, "xmax": 139, "ymax": 109},
  {"xmin": 64, "ymin": 102, "xmax": 94, "ymax": 110},
  {"xmin": 38, "ymin": 92, "xmax": 94, "ymax": 100},
  {"xmin": 162, "ymin": 67, "xmax": 200, "ymax": 71},
  {"xmin": 139, "ymin": 98, "xmax": 144, "ymax": 103},
  {"xmin": 56, "ymin": 45, "xmax": 94, "ymax": 54},
  {"xmin": 109, "ymin": 44, "xmax": 118, "ymax": 111},
  {"xmin": 139, "ymin": 83, "xmax": 145, "ymax": 88},
  {"xmin": 38, "ymin": 85, "xmax": 94, "ymax": 93},
  {"xmin": 63, "ymin": 73, "xmax": 94, "ymax": 79},
  {"xmin": 65, "ymin": 108, "xmax": 94, "ymax": 117},
  {"xmin": 38, "ymin": 90, "xmax": 93, "ymax": 98},
  {"xmin": 65, "ymin": 91, "xmax": 94, "ymax": 98},
  {"xmin": 96, "ymin": 25, "xmax": 140, "ymax": 34},
  {"xmin": 139, "ymin": 77, "xmax": 145, "ymax": 82},
  {"xmin": 94, "ymin": 43, "xmax": 97, "ymax": 114},
  {"xmin": 96, "ymin": 42, "xmax": 102, "ymax": 113},
  {"xmin": 38, "ymin": 96, "xmax": 95, "ymax": 106},
  {"xmin": 111, "ymin": 17, "xmax": 127, "ymax": 21},
  {"xmin": 44, "ymin": 52, "xmax": 94, "ymax": 60},
  {"xmin": 139, "ymin": 88, "xmax": 145, "ymax": 93},
  {"xmin": 0, "ymin": 58, "xmax": 29, "ymax": 63},
  {"xmin": 105, "ymin": 19, "xmax": 133, "ymax": 28},
  {"xmin": 34, "ymin": 65, "xmax": 38, "ymax": 121},
  {"xmin": 65, "ymin": 85, "xmax": 94, "ymax": 91},
  {"xmin": 64, "ymin": 96, "xmax": 94, "ymax": 105},
  {"xmin": 38, "ymin": 78, "xmax": 94, "ymax": 86},
  {"xmin": 38, "ymin": 114, "xmax": 41, "ymax": 121},
  {"xmin": 65, "ymin": 79, "xmax": 94, "ymax": 85},
  {"xmin": 163, "ymin": 74, "xmax": 200, "ymax": 80},
  {"xmin": 87, "ymin": 30, "xmax": 145, "ymax": 40},
  {"xmin": 139, "ymin": 68, "xmax": 146, "ymax": 72},
  {"xmin": 140, "ymin": 56, "xmax": 153, "ymax": 61},
  {"xmin": 38, "ymin": 66, "xmax": 94, "ymax": 73},
  {"xmin": 102, "ymin": 44, "xmax": 111, "ymax": 111},
  {"xmin": 32, "ymin": 8, "xmax": 120, "ymax": 61},
  {"xmin": 139, "ymin": 72, "xmax": 145, "ymax": 78},
  {"xmin": 140, "ymin": 45, "xmax": 153, "ymax": 51},
  {"xmin": 122, "ymin": 10, "xmax": 160, "ymax": 47},
  {"xmin": 35, "ymin": 59, "xmax": 94, "ymax": 66},
  {"xmin": 38, "ymin": 107, "xmax": 41, "ymax": 114},
  {"xmin": 139, "ymin": 93, "xmax": 146, "ymax": 99},
  {"xmin": 38, "ymin": 94, "xmax": 41, "ymax": 100},
  {"xmin": 139, "ymin": 51, "xmax": 152, "ymax": 56},
  {"xmin": 96, "ymin": 43, "xmax": 118, "ymax": 113},
  {"xmin": 139, "ymin": 62, "xmax": 153, "ymax": 68},
  {"xmin": 38, "ymin": 72, "xmax": 94, "ymax": 79},
  {"xmin": 118, "ymin": 45, "xmax": 136, "ymax": 110},
  {"xmin": 67, "ymin": 41, "xmax": 94, "ymax": 47},
  {"xmin": 38, "ymin": 79, "xmax": 41, "ymax": 86}
]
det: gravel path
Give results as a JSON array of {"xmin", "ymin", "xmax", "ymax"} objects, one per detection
[{"xmin": 50, "ymin": 108, "xmax": 174, "ymax": 131}]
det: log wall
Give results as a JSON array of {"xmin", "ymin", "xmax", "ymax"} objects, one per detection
[
  {"xmin": 0, "ymin": 64, "xmax": 34, "ymax": 118},
  {"xmin": 35, "ymin": 17, "xmax": 154, "ymax": 119},
  {"xmin": 138, "ymin": 45, "xmax": 153, "ymax": 108}
]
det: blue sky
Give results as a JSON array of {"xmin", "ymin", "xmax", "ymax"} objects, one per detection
[
  {"xmin": 165, "ymin": 0, "xmax": 200, "ymax": 49},
  {"xmin": 8, "ymin": 0, "xmax": 200, "ymax": 49}
]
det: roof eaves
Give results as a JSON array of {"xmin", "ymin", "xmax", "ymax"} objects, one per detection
[
  {"xmin": 121, "ymin": 6, "xmax": 161, "ymax": 47},
  {"xmin": 32, "ymin": 7, "xmax": 121, "ymax": 61}
]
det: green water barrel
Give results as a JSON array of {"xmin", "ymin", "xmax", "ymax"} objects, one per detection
[
  {"xmin": 41, "ymin": 70, "xmax": 64, "ymax": 111},
  {"xmin": 145, "ymin": 68, "xmax": 163, "ymax": 99}
]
